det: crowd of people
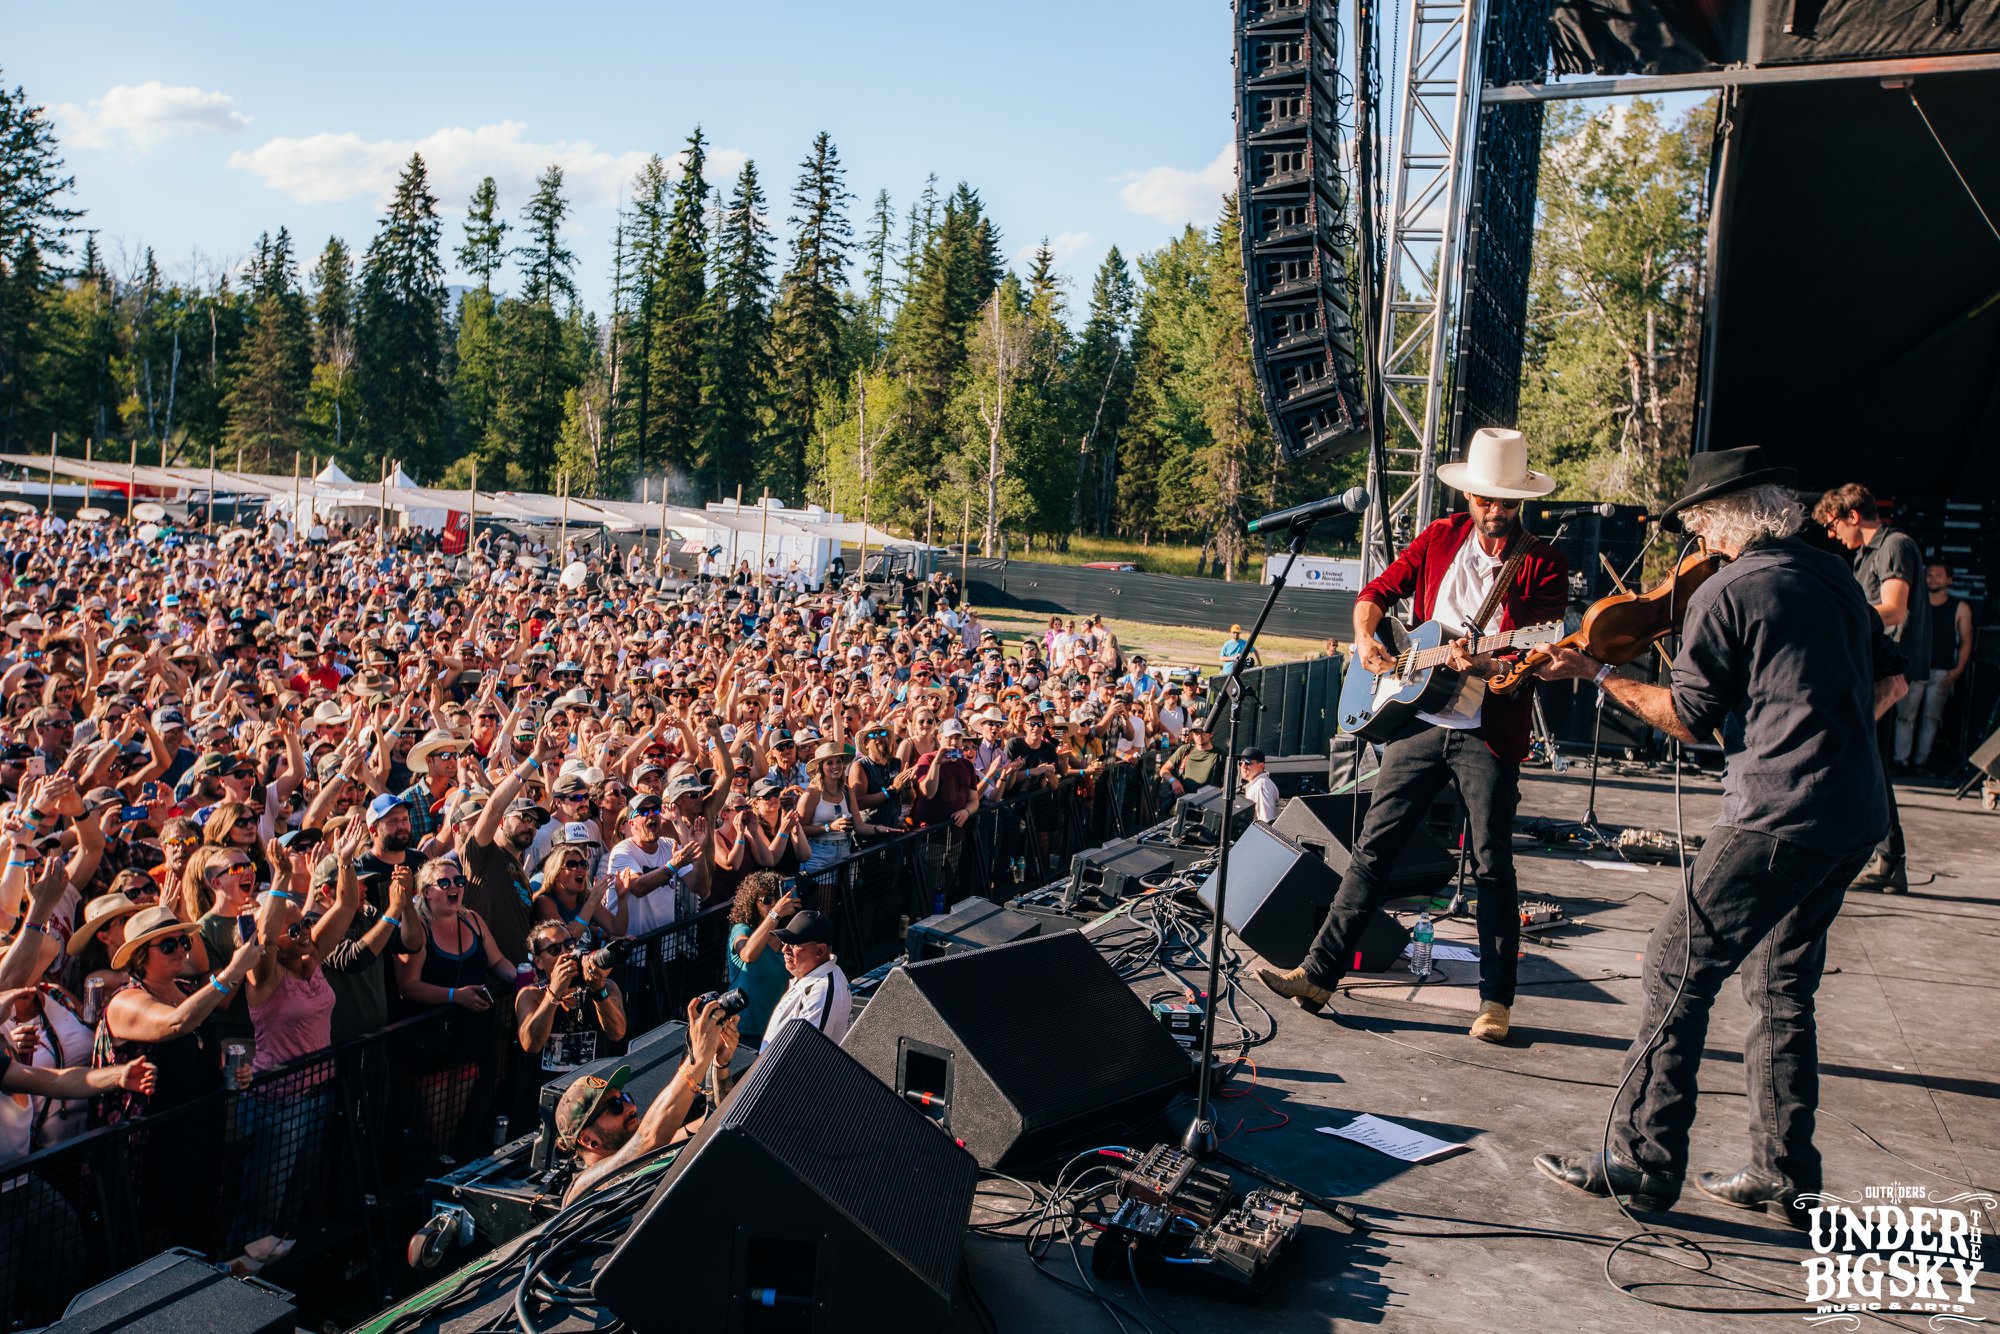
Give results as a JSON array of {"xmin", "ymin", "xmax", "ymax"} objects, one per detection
[{"xmin": 0, "ymin": 506, "xmax": 1245, "ymax": 1255}]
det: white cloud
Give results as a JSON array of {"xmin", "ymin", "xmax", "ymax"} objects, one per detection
[
  {"xmin": 53, "ymin": 82, "xmax": 250, "ymax": 153},
  {"xmin": 1115, "ymin": 143, "xmax": 1235, "ymax": 227},
  {"xmin": 1011, "ymin": 230, "xmax": 1096, "ymax": 271},
  {"xmin": 227, "ymin": 121, "xmax": 747, "ymax": 212}
]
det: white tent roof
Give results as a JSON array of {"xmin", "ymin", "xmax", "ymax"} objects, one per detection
[{"xmin": 317, "ymin": 460, "xmax": 357, "ymax": 484}]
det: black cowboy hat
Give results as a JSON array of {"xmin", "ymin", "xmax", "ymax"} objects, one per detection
[{"xmin": 1658, "ymin": 446, "xmax": 1797, "ymax": 532}]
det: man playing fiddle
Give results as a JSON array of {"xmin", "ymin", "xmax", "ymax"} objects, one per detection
[{"xmin": 1259, "ymin": 429, "xmax": 1568, "ymax": 1043}]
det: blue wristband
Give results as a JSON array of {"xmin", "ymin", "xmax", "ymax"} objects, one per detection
[
  {"xmin": 448, "ymin": 987, "xmax": 455, "ymax": 1003},
  {"xmin": 268, "ymin": 889, "xmax": 302, "ymax": 905},
  {"xmin": 210, "ymin": 977, "xmax": 231, "ymax": 995},
  {"xmin": 381, "ymin": 915, "xmax": 402, "ymax": 931}
]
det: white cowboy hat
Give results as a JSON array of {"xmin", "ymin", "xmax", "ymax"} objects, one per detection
[
  {"xmin": 75, "ymin": 507, "xmax": 111, "ymax": 522},
  {"xmin": 1434, "ymin": 428, "xmax": 1557, "ymax": 501},
  {"xmin": 132, "ymin": 501, "xmax": 169, "ymax": 522}
]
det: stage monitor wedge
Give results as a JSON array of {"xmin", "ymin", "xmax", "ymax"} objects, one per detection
[
  {"xmin": 1236, "ymin": 0, "xmax": 1369, "ymax": 463},
  {"xmin": 842, "ymin": 932, "xmax": 1192, "ymax": 1169},
  {"xmin": 595, "ymin": 1021, "xmax": 977, "ymax": 1334}
]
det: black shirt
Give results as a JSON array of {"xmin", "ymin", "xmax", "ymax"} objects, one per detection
[
  {"xmin": 1852, "ymin": 526, "xmax": 1930, "ymax": 678},
  {"xmin": 1670, "ymin": 537, "xmax": 1894, "ymax": 848}
]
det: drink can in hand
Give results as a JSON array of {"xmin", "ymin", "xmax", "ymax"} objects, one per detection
[
  {"xmin": 223, "ymin": 1039, "xmax": 252, "ymax": 1086},
  {"xmin": 84, "ymin": 976, "xmax": 107, "ymax": 1027}
]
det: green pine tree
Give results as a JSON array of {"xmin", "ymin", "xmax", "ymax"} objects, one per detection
[
  {"xmin": 769, "ymin": 130, "xmax": 854, "ymax": 500},
  {"xmin": 355, "ymin": 153, "xmax": 450, "ymax": 476},
  {"xmin": 1071, "ymin": 246, "xmax": 1136, "ymax": 536},
  {"xmin": 618, "ymin": 155, "xmax": 671, "ymax": 477},
  {"xmin": 224, "ymin": 226, "xmax": 314, "ymax": 470},
  {"xmin": 0, "ymin": 70, "xmax": 84, "ymax": 451},
  {"xmin": 305, "ymin": 236, "xmax": 360, "ymax": 457},
  {"xmin": 699, "ymin": 159, "xmax": 775, "ymax": 499},
  {"xmin": 860, "ymin": 188, "xmax": 895, "ymax": 359},
  {"xmin": 497, "ymin": 164, "xmax": 582, "ymax": 491},
  {"xmin": 456, "ymin": 176, "xmax": 508, "ymax": 290},
  {"xmin": 649, "ymin": 128, "xmax": 710, "ymax": 480}
]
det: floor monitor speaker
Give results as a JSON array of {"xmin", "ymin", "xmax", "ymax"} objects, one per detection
[
  {"xmin": 594, "ymin": 1021, "xmax": 978, "ymax": 1333},
  {"xmin": 1272, "ymin": 793, "xmax": 1456, "ymax": 901},
  {"xmin": 841, "ymin": 932, "xmax": 1191, "ymax": 1169},
  {"xmin": 1194, "ymin": 822, "xmax": 1342, "ymax": 970}
]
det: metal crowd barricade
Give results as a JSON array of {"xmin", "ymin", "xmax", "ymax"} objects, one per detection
[{"xmin": 0, "ymin": 753, "xmax": 1179, "ymax": 1328}]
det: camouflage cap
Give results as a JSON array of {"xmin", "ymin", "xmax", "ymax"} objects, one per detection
[{"xmin": 553, "ymin": 1063, "xmax": 633, "ymax": 1152}]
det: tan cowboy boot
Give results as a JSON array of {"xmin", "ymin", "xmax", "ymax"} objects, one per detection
[
  {"xmin": 1256, "ymin": 964, "xmax": 1332, "ymax": 1013},
  {"xmin": 1469, "ymin": 1001, "xmax": 1511, "ymax": 1043}
]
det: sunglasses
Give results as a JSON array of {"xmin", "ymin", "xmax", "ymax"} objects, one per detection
[
  {"xmin": 1467, "ymin": 495, "xmax": 1522, "ymax": 511},
  {"xmin": 232, "ymin": 815, "xmax": 256, "ymax": 829},
  {"xmin": 430, "ymin": 876, "xmax": 465, "ymax": 891},
  {"xmin": 210, "ymin": 863, "xmax": 255, "ymax": 879},
  {"xmin": 153, "ymin": 934, "xmax": 192, "ymax": 956}
]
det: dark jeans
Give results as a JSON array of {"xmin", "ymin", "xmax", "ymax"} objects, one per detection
[
  {"xmin": 1302, "ymin": 726, "xmax": 1521, "ymax": 1005},
  {"xmin": 1609, "ymin": 825, "xmax": 1872, "ymax": 1191},
  {"xmin": 1874, "ymin": 714, "xmax": 1904, "ymax": 863}
]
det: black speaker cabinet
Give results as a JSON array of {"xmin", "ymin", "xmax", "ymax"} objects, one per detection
[
  {"xmin": 50, "ymin": 1249, "xmax": 297, "ymax": 1334},
  {"xmin": 1068, "ymin": 838, "xmax": 1178, "ymax": 906},
  {"xmin": 1173, "ymin": 787, "xmax": 1254, "ymax": 845},
  {"xmin": 1262, "ymin": 753, "xmax": 1330, "ymax": 797},
  {"xmin": 595, "ymin": 1021, "xmax": 977, "ymax": 1334},
  {"xmin": 1350, "ymin": 911, "xmax": 1414, "ymax": 974},
  {"xmin": 1272, "ymin": 793, "xmax": 1456, "ymax": 901},
  {"xmin": 908, "ymin": 896, "xmax": 1047, "ymax": 961},
  {"xmin": 841, "ymin": 932, "xmax": 1191, "ymax": 1170},
  {"xmin": 1195, "ymin": 822, "xmax": 1346, "ymax": 970}
]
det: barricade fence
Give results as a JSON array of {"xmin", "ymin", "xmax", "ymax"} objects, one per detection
[{"xmin": 0, "ymin": 753, "xmax": 1176, "ymax": 1327}]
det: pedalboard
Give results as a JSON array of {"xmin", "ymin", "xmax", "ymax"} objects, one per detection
[
  {"xmin": 1519, "ymin": 899, "xmax": 1566, "ymax": 930},
  {"xmin": 1094, "ymin": 1144, "xmax": 1306, "ymax": 1299}
]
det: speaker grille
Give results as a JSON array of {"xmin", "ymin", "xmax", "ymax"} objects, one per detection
[
  {"xmin": 713, "ymin": 1020, "xmax": 975, "ymax": 1295},
  {"xmin": 900, "ymin": 932, "xmax": 1188, "ymax": 1131}
]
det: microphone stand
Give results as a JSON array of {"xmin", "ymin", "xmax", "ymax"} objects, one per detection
[{"xmin": 1183, "ymin": 518, "xmax": 1321, "ymax": 1158}]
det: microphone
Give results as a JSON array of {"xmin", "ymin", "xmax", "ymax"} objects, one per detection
[
  {"xmin": 1545, "ymin": 502, "xmax": 1617, "ymax": 522},
  {"xmin": 1247, "ymin": 487, "xmax": 1371, "ymax": 535}
]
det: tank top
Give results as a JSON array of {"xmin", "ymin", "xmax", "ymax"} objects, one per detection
[
  {"xmin": 90, "ymin": 980, "xmax": 222, "ymax": 1127},
  {"xmin": 418, "ymin": 914, "xmax": 491, "ymax": 991},
  {"xmin": 1929, "ymin": 594, "xmax": 1963, "ymax": 672},
  {"xmin": 805, "ymin": 791, "xmax": 852, "ymax": 869}
]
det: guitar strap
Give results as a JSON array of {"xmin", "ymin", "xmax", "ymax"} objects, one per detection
[{"xmin": 1466, "ymin": 528, "xmax": 1530, "ymax": 640}]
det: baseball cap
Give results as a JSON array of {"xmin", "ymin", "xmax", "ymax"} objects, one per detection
[
  {"xmin": 366, "ymin": 792, "xmax": 410, "ymax": 824},
  {"xmin": 773, "ymin": 909, "xmax": 831, "ymax": 946},
  {"xmin": 554, "ymin": 821, "xmax": 598, "ymax": 847},
  {"xmin": 553, "ymin": 1064, "xmax": 633, "ymax": 1151},
  {"xmin": 667, "ymin": 773, "xmax": 708, "ymax": 800},
  {"xmin": 1240, "ymin": 747, "xmax": 1267, "ymax": 764},
  {"xmin": 938, "ymin": 719, "xmax": 966, "ymax": 737}
]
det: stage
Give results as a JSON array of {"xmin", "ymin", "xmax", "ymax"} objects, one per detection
[{"xmin": 366, "ymin": 765, "xmax": 1998, "ymax": 1334}]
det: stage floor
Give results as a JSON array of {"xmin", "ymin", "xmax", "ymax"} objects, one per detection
[{"xmin": 953, "ymin": 764, "xmax": 2000, "ymax": 1334}]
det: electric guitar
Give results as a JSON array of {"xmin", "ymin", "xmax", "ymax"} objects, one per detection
[{"xmin": 1336, "ymin": 617, "xmax": 1564, "ymax": 742}]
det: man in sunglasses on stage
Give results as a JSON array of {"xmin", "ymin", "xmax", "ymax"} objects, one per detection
[
  {"xmin": 1258, "ymin": 429, "xmax": 1568, "ymax": 1044},
  {"xmin": 557, "ymin": 995, "xmax": 737, "ymax": 1204}
]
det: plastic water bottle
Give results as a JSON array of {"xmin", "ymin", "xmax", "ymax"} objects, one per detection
[{"xmin": 1409, "ymin": 912, "xmax": 1434, "ymax": 980}]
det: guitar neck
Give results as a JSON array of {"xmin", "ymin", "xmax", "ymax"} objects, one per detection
[{"xmin": 1404, "ymin": 622, "xmax": 1555, "ymax": 673}]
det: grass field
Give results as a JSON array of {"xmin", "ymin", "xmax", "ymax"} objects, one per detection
[
  {"xmin": 1007, "ymin": 532, "xmax": 1363, "ymax": 580},
  {"xmin": 974, "ymin": 605, "xmax": 1332, "ymax": 673}
]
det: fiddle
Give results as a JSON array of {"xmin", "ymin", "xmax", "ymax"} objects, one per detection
[{"xmin": 1487, "ymin": 545, "xmax": 1731, "ymax": 697}]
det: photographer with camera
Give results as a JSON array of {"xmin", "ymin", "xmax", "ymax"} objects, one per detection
[
  {"xmin": 557, "ymin": 993, "xmax": 736, "ymax": 1206},
  {"xmin": 515, "ymin": 921, "xmax": 628, "ymax": 1076},
  {"xmin": 762, "ymin": 909, "xmax": 850, "ymax": 1044}
]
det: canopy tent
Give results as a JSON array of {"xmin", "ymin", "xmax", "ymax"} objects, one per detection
[{"xmin": 1, "ymin": 454, "xmax": 938, "ymax": 583}]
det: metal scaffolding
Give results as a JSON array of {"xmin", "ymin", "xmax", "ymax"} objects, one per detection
[{"xmin": 1362, "ymin": 0, "xmax": 1488, "ymax": 578}]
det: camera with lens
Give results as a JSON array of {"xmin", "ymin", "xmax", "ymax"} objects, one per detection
[
  {"xmin": 694, "ymin": 988, "xmax": 749, "ymax": 1018},
  {"xmin": 574, "ymin": 937, "xmax": 634, "ymax": 973}
]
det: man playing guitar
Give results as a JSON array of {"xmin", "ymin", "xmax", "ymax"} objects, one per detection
[{"xmin": 1259, "ymin": 429, "xmax": 1568, "ymax": 1043}]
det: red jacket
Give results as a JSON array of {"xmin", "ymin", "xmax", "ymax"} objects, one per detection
[{"xmin": 1356, "ymin": 513, "xmax": 1570, "ymax": 762}]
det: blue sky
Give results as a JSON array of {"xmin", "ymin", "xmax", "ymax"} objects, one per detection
[{"xmin": 3, "ymin": 0, "xmax": 1242, "ymax": 314}]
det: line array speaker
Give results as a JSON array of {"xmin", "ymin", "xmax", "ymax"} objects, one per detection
[
  {"xmin": 595, "ymin": 1021, "xmax": 977, "ymax": 1333},
  {"xmin": 841, "ymin": 932, "xmax": 1192, "ymax": 1169},
  {"xmin": 1235, "ymin": 0, "xmax": 1368, "ymax": 463}
]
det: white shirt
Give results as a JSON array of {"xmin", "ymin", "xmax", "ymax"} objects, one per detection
[
  {"xmin": 766, "ymin": 957, "xmax": 851, "ymax": 1044},
  {"xmin": 1414, "ymin": 531, "xmax": 1508, "ymax": 731},
  {"xmin": 605, "ymin": 836, "xmax": 682, "ymax": 937},
  {"xmin": 1243, "ymin": 771, "xmax": 1281, "ymax": 823}
]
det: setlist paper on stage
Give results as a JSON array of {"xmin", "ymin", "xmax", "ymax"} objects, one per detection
[
  {"xmin": 1401, "ymin": 942, "xmax": 1479, "ymax": 962},
  {"xmin": 1318, "ymin": 1114, "xmax": 1465, "ymax": 1163}
]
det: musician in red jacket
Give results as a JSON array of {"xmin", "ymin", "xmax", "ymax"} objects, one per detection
[{"xmin": 1259, "ymin": 429, "xmax": 1568, "ymax": 1043}]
